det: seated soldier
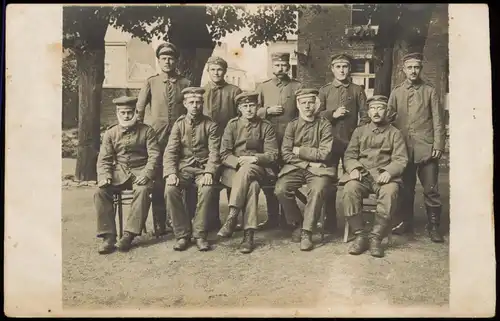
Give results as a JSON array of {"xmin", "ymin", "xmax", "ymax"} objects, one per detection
[
  {"xmin": 217, "ymin": 91, "xmax": 279, "ymax": 253},
  {"xmin": 274, "ymin": 89, "xmax": 337, "ymax": 251},
  {"xmin": 94, "ymin": 96, "xmax": 161, "ymax": 254},
  {"xmin": 163, "ymin": 87, "xmax": 221, "ymax": 252},
  {"xmin": 339, "ymin": 95, "xmax": 408, "ymax": 258}
]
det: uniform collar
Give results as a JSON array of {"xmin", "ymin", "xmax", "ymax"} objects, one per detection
[
  {"xmin": 369, "ymin": 121, "xmax": 389, "ymax": 133},
  {"xmin": 119, "ymin": 123, "xmax": 138, "ymax": 133},
  {"xmin": 161, "ymin": 72, "xmax": 179, "ymax": 83},
  {"xmin": 186, "ymin": 114, "xmax": 203, "ymax": 126},
  {"xmin": 405, "ymin": 78, "xmax": 423, "ymax": 89},
  {"xmin": 298, "ymin": 115, "xmax": 318, "ymax": 125},
  {"xmin": 209, "ymin": 80, "xmax": 227, "ymax": 90},
  {"xmin": 240, "ymin": 117, "xmax": 260, "ymax": 128},
  {"xmin": 273, "ymin": 75, "xmax": 291, "ymax": 86},
  {"xmin": 333, "ymin": 78, "xmax": 350, "ymax": 88}
]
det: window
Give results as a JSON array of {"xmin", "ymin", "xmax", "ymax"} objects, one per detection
[
  {"xmin": 291, "ymin": 65, "xmax": 298, "ymax": 79},
  {"xmin": 103, "ymin": 43, "xmax": 127, "ymax": 87},
  {"xmin": 351, "ymin": 58, "xmax": 375, "ymax": 98},
  {"xmin": 351, "ymin": 4, "xmax": 372, "ymax": 26}
]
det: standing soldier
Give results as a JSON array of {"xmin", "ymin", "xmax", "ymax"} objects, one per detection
[
  {"xmin": 94, "ymin": 96, "xmax": 161, "ymax": 254},
  {"xmin": 256, "ymin": 52, "xmax": 303, "ymax": 229},
  {"xmin": 274, "ymin": 89, "xmax": 336, "ymax": 251},
  {"xmin": 163, "ymin": 87, "xmax": 221, "ymax": 252},
  {"xmin": 339, "ymin": 95, "xmax": 408, "ymax": 258},
  {"xmin": 202, "ymin": 56, "xmax": 243, "ymax": 231},
  {"xmin": 389, "ymin": 53, "xmax": 446, "ymax": 243},
  {"xmin": 217, "ymin": 91, "xmax": 279, "ymax": 253},
  {"xmin": 136, "ymin": 42, "xmax": 191, "ymax": 236},
  {"xmin": 317, "ymin": 53, "xmax": 370, "ymax": 233}
]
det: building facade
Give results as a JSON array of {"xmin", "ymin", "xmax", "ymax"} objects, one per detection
[{"xmin": 296, "ymin": 4, "xmax": 449, "ymax": 106}]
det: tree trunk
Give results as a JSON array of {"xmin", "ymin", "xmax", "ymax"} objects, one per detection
[
  {"xmin": 371, "ymin": 5, "xmax": 403, "ymax": 96},
  {"xmin": 167, "ymin": 5, "xmax": 215, "ymax": 85},
  {"xmin": 392, "ymin": 4, "xmax": 435, "ymax": 87},
  {"xmin": 73, "ymin": 13, "xmax": 109, "ymax": 181},
  {"xmin": 75, "ymin": 48, "xmax": 106, "ymax": 181}
]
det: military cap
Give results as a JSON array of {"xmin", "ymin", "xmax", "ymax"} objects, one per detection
[
  {"xmin": 295, "ymin": 88, "xmax": 319, "ymax": 100},
  {"xmin": 367, "ymin": 95, "xmax": 389, "ymax": 107},
  {"xmin": 112, "ymin": 96, "xmax": 138, "ymax": 108},
  {"xmin": 156, "ymin": 42, "xmax": 179, "ymax": 58},
  {"xmin": 181, "ymin": 87, "xmax": 205, "ymax": 99},
  {"xmin": 403, "ymin": 52, "xmax": 424, "ymax": 63},
  {"xmin": 235, "ymin": 91, "xmax": 259, "ymax": 105},
  {"xmin": 271, "ymin": 52, "xmax": 290, "ymax": 63},
  {"xmin": 330, "ymin": 53, "xmax": 352, "ymax": 65},
  {"xmin": 206, "ymin": 56, "xmax": 228, "ymax": 70}
]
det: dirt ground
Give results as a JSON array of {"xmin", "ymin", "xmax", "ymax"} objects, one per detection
[{"xmin": 62, "ymin": 159, "xmax": 450, "ymax": 313}]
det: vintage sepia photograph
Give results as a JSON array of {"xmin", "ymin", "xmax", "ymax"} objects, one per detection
[{"xmin": 5, "ymin": 3, "xmax": 494, "ymax": 317}]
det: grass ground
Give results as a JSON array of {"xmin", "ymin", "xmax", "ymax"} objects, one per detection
[{"xmin": 62, "ymin": 158, "xmax": 450, "ymax": 313}]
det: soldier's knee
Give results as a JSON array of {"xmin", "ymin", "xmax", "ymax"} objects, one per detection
[
  {"xmin": 134, "ymin": 184, "xmax": 150, "ymax": 195},
  {"xmin": 164, "ymin": 184, "xmax": 180, "ymax": 197},
  {"xmin": 248, "ymin": 181, "xmax": 260, "ymax": 192},
  {"xmin": 274, "ymin": 180, "xmax": 288, "ymax": 197},
  {"xmin": 198, "ymin": 185, "xmax": 215, "ymax": 198},
  {"xmin": 380, "ymin": 182, "xmax": 399, "ymax": 197},
  {"xmin": 343, "ymin": 180, "xmax": 363, "ymax": 197},
  {"xmin": 94, "ymin": 186, "xmax": 111, "ymax": 198}
]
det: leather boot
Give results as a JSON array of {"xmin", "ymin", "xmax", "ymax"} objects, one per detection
[
  {"xmin": 300, "ymin": 230, "xmax": 314, "ymax": 251},
  {"xmin": 196, "ymin": 237, "xmax": 210, "ymax": 251},
  {"xmin": 239, "ymin": 229, "xmax": 255, "ymax": 254},
  {"xmin": 347, "ymin": 214, "xmax": 368, "ymax": 255},
  {"xmin": 369, "ymin": 214, "xmax": 390, "ymax": 258},
  {"xmin": 426, "ymin": 206, "xmax": 444, "ymax": 243},
  {"xmin": 116, "ymin": 231, "xmax": 136, "ymax": 252},
  {"xmin": 173, "ymin": 237, "xmax": 190, "ymax": 251},
  {"xmin": 217, "ymin": 207, "xmax": 239, "ymax": 238},
  {"xmin": 98, "ymin": 234, "xmax": 117, "ymax": 254}
]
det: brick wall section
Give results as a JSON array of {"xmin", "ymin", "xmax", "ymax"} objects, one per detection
[
  {"xmin": 298, "ymin": 4, "xmax": 448, "ymax": 101},
  {"xmin": 297, "ymin": 5, "xmax": 351, "ymax": 89}
]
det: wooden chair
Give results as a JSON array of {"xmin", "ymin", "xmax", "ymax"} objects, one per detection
[
  {"xmin": 113, "ymin": 190, "xmax": 154, "ymax": 239},
  {"xmin": 343, "ymin": 193, "xmax": 392, "ymax": 244}
]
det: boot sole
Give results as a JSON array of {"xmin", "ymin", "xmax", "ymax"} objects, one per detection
[
  {"xmin": 98, "ymin": 247, "xmax": 116, "ymax": 255},
  {"xmin": 370, "ymin": 252, "xmax": 384, "ymax": 258},
  {"xmin": 240, "ymin": 249, "xmax": 253, "ymax": 254}
]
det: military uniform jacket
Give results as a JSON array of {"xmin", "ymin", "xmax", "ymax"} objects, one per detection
[
  {"xmin": 339, "ymin": 122, "xmax": 408, "ymax": 186},
  {"xmin": 97, "ymin": 123, "xmax": 161, "ymax": 186},
  {"xmin": 256, "ymin": 76, "xmax": 303, "ymax": 141},
  {"xmin": 136, "ymin": 72, "xmax": 191, "ymax": 136},
  {"xmin": 318, "ymin": 79, "xmax": 370, "ymax": 154},
  {"xmin": 388, "ymin": 79, "xmax": 445, "ymax": 164},
  {"xmin": 278, "ymin": 116, "xmax": 337, "ymax": 179},
  {"xmin": 163, "ymin": 114, "xmax": 221, "ymax": 178},
  {"xmin": 203, "ymin": 81, "xmax": 242, "ymax": 135},
  {"xmin": 220, "ymin": 116, "xmax": 279, "ymax": 178}
]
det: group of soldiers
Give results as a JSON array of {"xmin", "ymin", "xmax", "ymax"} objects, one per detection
[{"xmin": 94, "ymin": 41, "xmax": 446, "ymax": 258}]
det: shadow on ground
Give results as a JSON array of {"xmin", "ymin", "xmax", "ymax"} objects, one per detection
[{"xmin": 62, "ymin": 158, "xmax": 449, "ymax": 310}]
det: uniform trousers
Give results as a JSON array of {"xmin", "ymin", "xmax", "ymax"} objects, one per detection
[
  {"xmin": 274, "ymin": 169, "xmax": 334, "ymax": 232},
  {"xmin": 94, "ymin": 179, "xmax": 153, "ymax": 237},
  {"xmin": 399, "ymin": 158, "xmax": 441, "ymax": 224},
  {"xmin": 164, "ymin": 168, "xmax": 216, "ymax": 240},
  {"xmin": 221, "ymin": 164, "xmax": 271, "ymax": 230}
]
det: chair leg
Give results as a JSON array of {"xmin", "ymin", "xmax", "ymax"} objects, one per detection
[
  {"xmin": 343, "ymin": 221, "xmax": 349, "ymax": 243},
  {"xmin": 117, "ymin": 194, "xmax": 124, "ymax": 239},
  {"xmin": 320, "ymin": 206, "xmax": 326, "ymax": 243}
]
